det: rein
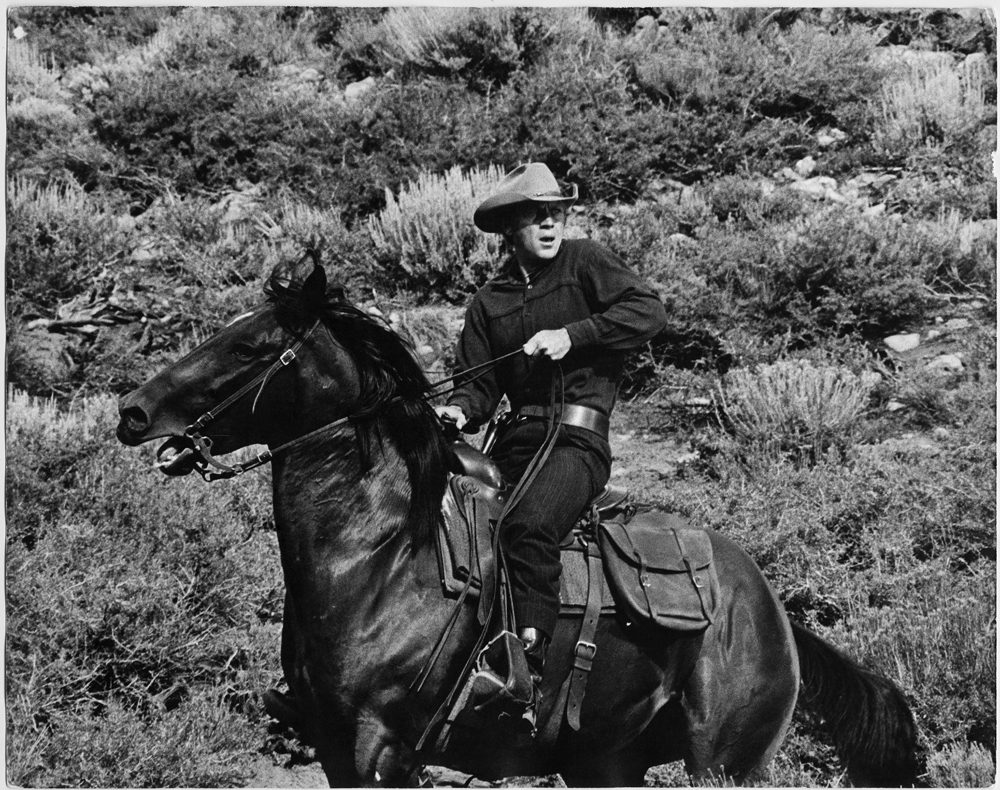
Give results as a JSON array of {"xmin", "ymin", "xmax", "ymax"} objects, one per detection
[{"xmin": 166, "ymin": 318, "xmax": 522, "ymax": 482}]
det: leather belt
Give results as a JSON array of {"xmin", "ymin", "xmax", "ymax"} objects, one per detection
[{"xmin": 517, "ymin": 404, "xmax": 609, "ymax": 439}]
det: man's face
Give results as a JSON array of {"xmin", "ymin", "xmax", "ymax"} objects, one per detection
[{"xmin": 506, "ymin": 202, "xmax": 567, "ymax": 263}]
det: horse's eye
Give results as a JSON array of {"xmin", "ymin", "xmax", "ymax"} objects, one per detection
[{"xmin": 231, "ymin": 343, "xmax": 258, "ymax": 362}]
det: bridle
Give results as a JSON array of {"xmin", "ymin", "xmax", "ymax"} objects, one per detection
[{"xmin": 158, "ymin": 315, "xmax": 522, "ymax": 482}]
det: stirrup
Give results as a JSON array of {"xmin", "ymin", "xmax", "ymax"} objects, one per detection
[{"xmin": 469, "ymin": 631, "xmax": 538, "ymax": 735}]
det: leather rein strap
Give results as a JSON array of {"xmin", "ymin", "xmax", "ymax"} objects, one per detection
[{"xmin": 175, "ymin": 321, "xmax": 521, "ymax": 482}]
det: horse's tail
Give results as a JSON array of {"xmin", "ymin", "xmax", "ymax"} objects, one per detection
[{"xmin": 791, "ymin": 620, "xmax": 924, "ymax": 787}]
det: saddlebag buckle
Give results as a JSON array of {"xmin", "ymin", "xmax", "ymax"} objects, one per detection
[{"xmin": 573, "ymin": 640, "xmax": 597, "ymax": 673}]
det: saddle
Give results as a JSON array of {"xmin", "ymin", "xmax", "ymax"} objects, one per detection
[{"xmin": 428, "ymin": 442, "xmax": 721, "ymax": 746}]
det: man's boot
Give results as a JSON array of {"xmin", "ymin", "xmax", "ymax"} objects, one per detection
[{"xmin": 517, "ymin": 627, "xmax": 549, "ymax": 733}]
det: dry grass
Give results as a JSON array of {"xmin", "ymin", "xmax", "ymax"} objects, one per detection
[
  {"xmin": 6, "ymin": 36, "xmax": 62, "ymax": 102},
  {"xmin": 877, "ymin": 55, "xmax": 988, "ymax": 152},
  {"xmin": 7, "ymin": 174, "xmax": 90, "ymax": 217}
]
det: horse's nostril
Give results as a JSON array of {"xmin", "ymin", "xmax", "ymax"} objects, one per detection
[{"xmin": 121, "ymin": 405, "xmax": 151, "ymax": 435}]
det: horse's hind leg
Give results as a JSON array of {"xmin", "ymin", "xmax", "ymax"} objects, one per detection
[{"xmin": 681, "ymin": 650, "xmax": 798, "ymax": 784}]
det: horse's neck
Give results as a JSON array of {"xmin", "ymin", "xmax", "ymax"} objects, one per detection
[
  {"xmin": 270, "ymin": 425, "xmax": 449, "ymax": 694},
  {"xmin": 272, "ymin": 427, "xmax": 416, "ymax": 569}
]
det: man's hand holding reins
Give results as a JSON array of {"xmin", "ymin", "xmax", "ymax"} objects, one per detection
[
  {"xmin": 523, "ymin": 328, "xmax": 571, "ymax": 360},
  {"xmin": 434, "ymin": 404, "xmax": 468, "ymax": 431}
]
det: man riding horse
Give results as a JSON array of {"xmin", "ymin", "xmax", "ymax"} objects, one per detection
[{"xmin": 434, "ymin": 162, "xmax": 667, "ymax": 693}]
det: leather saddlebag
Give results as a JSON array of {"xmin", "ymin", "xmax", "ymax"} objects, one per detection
[{"xmin": 598, "ymin": 513, "xmax": 719, "ymax": 631}]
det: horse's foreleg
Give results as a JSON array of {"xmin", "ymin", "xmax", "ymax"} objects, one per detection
[{"xmin": 353, "ymin": 714, "xmax": 421, "ymax": 787}]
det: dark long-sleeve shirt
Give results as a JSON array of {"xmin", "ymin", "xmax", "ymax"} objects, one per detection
[{"xmin": 446, "ymin": 238, "xmax": 667, "ymax": 429}]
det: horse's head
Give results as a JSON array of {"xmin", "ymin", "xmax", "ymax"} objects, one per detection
[
  {"xmin": 117, "ymin": 259, "xmax": 449, "ymax": 538},
  {"xmin": 116, "ymin": 264, "xmax": 361, "ymax": 474}
]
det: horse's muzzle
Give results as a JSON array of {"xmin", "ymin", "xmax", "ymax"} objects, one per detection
[{"xmin": 154, "ymin": 436, "xmax": 202, "ymax": 476}]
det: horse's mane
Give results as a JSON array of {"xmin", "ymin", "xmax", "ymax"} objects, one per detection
[{"xmin": 265, "ymin": 269, "xmax": 450, "ymax": 547}]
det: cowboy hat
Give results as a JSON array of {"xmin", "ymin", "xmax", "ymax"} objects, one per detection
[{"xmin": 474, "ymin": 163, "xmax": 578, "ymax": 233}]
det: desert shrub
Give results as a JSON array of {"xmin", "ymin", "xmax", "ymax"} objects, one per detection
[
  {"xmin": 8, "ymin": 7, "xmax": 170, "ymax": 70},
  {"xmin": 337, "ymin": 8, "xmax": 599, "ymax": 91},
  {"xmin": 337, "ymin": 6, "xmax": 595, "ymax": 91},
  {"xmin": 629, "ymin": 20, "xmax": 885, "ymax": 134},
  {"xmin": 6, "ymin": 391, "xmax": 282, "ymax": 786},
  {"xmin": 826, "ymin": 565, "xmax": 996, "ymax": 756},
  {"xmin": 368, "ymin": 164, "xmax": 505, "ymax": 301},
  {"xmin": 7, "ymin": 97, "xmax": 115, "ymax": 188},
  {"xmin": 925, "ymin": 741, "xmax": 996, "ymax": 787},
  {"xmin": 6, "ymin": 36, "xmax": 63, "ymax": 103},
  {"xmin": 885, "ymin": 169, "xmax": 997, "ymax": 221},
  {"xmin": 702, "ymin": 175, "xmax": 813, "ymax": 227},
  {"xmin": 261, "ymin": 198, "xmax": 378, "ymax": 295},
  {"xmin": 725, "ymin": 209, "xmax": 954, "ymax": 343},
  {"xmin": 715, "ymin": 359, "xmax": 875, "ymax": 460},
  {"xmin": 498, "ymin": 57, "xmax": 700, "ymax": 200},
  {"xmin": 6, "ymin": 176, "xmax": 127, "ymax": 312},
  {"xmin": 90, "ymin": 67, "xmax": 274, "ymax": 203},
  {"xmin": 836, "ymin": 8, "xmax": 996, "ymax": 55},
  {"xmin": 875, "ymin": 54, "xmax": 990, "ymax": 157}
]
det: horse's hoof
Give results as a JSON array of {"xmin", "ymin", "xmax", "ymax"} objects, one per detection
[{"xmin": 261, "ymin": 688, "xmax": 301, "ymax": 729}]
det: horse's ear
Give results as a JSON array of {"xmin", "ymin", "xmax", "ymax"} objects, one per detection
[{"xmin": 302, "ymin": 264, "xmax": 327, "ymax": 310}]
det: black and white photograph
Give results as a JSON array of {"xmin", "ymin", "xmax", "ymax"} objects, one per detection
[{"xmin": 5, "ymin": 6, "xmax": 996, "ymax": 787}]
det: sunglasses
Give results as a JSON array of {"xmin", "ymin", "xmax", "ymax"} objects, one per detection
[{"xmin": 516, "ymin": 202, "xmax": 567, "ymax": 224}]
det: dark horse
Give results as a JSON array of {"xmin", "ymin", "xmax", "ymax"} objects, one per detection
[{"xmin": 117, "ymin": 265, "xmax": 921, "ymax": 787}]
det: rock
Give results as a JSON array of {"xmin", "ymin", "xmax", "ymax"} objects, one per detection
[
  {"xmin": 816, "ymin": 128, "xmax": 847, "ymax": 147},
  {"xmin": 925, "ymin": 329, "xmax": 943, "ymax": 341},
  {"xmin": 864, "ymin": 203, "xmax": 887, "ymax": 217},
  {"xmin": 926, "ymin": 354, "xmax": 964, "ymax": 373},
  {"xmin": 299, "ymin": 67, "xmax": 322, "ymax": 83},
  {"xmin": 932, "ymin": 427, "xmax": 951, "ymax": 441},
  {"xmin": 775, "ymin": 166, "xmax": 802, "ymax": 183},
  {"xmin": 130, "ymin": 245, "xmax": 160, "ymax": 263},
  {"xmin": 944, "ymin": 317, "xmax": 972, "ymax": 331},
  {"xmin": 668, "ymin": 232, "xmax": 696, "ymax": 246},
  {"xmin": 344, "ymin": 76, "xmax": 375, "ymax": 103},
  {"xmin": 886, "ymin": 400, "xmax": 908, "ymax": 412},
  {"xmin": 884, "ymin": 333, "xmax": 921, "ymax": 353},
  {"xmin": 794, "ymin": 156, "xmax": 817, "ymax": 177},
  {"xmin": 788, "ymin": 176, "xmax": 840, "ymax": 201},
  {"xmin": 632, "ymin": 15, "xmax": 659, "ymax": 43}
]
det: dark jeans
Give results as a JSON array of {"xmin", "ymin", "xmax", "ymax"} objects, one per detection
[{"xmin": 490, "ymin": 420, "xmax": 611, "ymax": 639}]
